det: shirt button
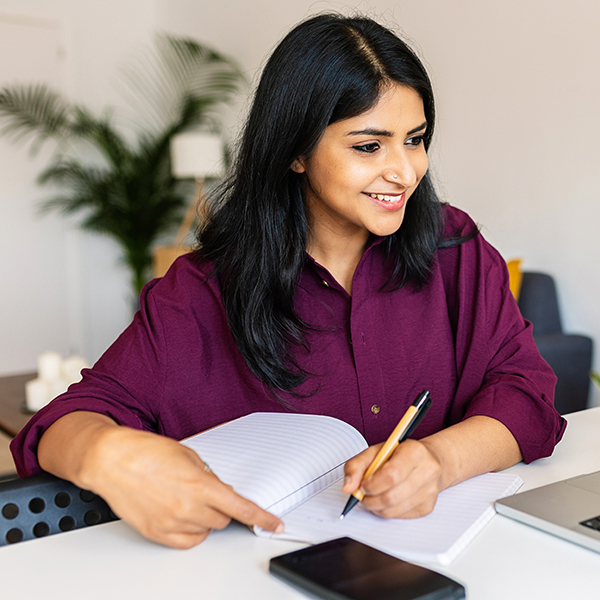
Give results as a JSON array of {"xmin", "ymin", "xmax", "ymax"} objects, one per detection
[
  {"xmin": 321, "ymin": 280, "xmax": 330, "ymax": 287},
  {"xmin": 371, "ymin": 404, "xmax": 381, "ymax": 415}
]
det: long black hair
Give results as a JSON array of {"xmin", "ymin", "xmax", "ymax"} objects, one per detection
[{"xmin": 198, "ymin": 14, "xmax": 459, "ymax": 394}]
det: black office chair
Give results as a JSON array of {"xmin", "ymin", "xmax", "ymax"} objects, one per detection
[{"xmin": 0, "ymin": 473, "xmax": 118, "ymax": 546}]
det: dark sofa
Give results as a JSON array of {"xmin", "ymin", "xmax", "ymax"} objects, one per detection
[{"xmin": 518, "ymin": 272, "xmax": 593, "ymax": 415}]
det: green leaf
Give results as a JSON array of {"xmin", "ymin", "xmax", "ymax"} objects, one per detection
[
  {"xmin": 0, "ymin": 35, "xmax": 244, "ymax": 297},
  {"xmin": 0, "ymin": 83, "xmax": 76, "ymax": 151}
]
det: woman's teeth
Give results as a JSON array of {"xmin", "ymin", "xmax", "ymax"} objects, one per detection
[{"xmin": 368, "ymin": 193, "xmax": 399, "ymax": 203}]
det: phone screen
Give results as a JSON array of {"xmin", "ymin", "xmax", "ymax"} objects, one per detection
[{"xmin": 269, "ymin": 537, "xmax": 465, "ymax": 600}]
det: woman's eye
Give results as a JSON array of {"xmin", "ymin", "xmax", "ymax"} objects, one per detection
[
  {"xmin": 353, "ymin": 142, "xmax": 380, "ymax": 153},
  {"xmin": 406, "ymin": 135, "xmax": 425, "ymax": 147}
]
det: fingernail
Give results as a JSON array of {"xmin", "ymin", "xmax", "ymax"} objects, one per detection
[{"xmin": 275, "ymin": 523, "xmax": 284, "ymax": 534}]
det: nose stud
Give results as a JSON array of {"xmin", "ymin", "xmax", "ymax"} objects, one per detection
[{"xmin": 392, "ymin": 174, "xmax": 398, "ymax": 179}]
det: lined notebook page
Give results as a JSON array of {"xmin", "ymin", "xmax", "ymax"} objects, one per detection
[
  {"xmin": 257, "ymin": 472, "xmax": 523, "ymax": 565},
  {"xmin": 181, "ymin": 413, "xmax": 368, "ymax": 515}
]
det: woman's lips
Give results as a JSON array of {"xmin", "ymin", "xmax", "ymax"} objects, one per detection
[{"xmin": 364, "ymin": 191, "xmax": 406, "ymax": 211}]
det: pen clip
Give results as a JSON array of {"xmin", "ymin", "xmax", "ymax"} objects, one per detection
[{"xmin": 403, "ymin": 394, "xmax": 432, "ymax": 440}]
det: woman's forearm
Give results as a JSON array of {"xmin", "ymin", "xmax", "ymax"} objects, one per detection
[
  {"xmin": 36, "ymin": 411, "xmax": 284, "ymax": 548},
  {"xmin": 420, "ymin": 415, "xmax": 523, "ymax": 492},
  {"xmin": 37, "ymin": 411, "xmax": 119, "ymax": 490}
]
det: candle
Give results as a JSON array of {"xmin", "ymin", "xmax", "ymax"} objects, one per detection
[
  {"xmin": 49, "ymin": 379, "xmax": 70, "ymax": 399},
  {"xmin": 62, "ymin": 356, "xmax": 89, "ymax": 385},
  {"xmin": 25, "ymin": 379, "xmax": 51, "ymax": 412},
  {"xmin": 38, "ymin": 351, "xmax": 63, "ymax": 381},
  {"xmin": 26, "ymin": 351, "xmax": 89, "ymax": 411}
]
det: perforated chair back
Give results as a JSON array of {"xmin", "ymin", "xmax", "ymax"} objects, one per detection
[{"xmin": 0, "ymin": 473, "xmax": 118, "ymax": 546}]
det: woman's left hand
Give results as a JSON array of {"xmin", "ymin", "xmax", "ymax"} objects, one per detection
[{"xmin": 342, "ymin": 439, "xmax": 443, "ymax": 519}]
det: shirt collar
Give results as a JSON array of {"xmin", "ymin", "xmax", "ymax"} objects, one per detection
[{"xmin": 303, "ymin": 234, "xmax": 389, "ymax": 294}]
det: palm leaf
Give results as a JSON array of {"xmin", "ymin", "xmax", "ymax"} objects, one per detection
[
  {"xmin": 0, "ymin": 83, "xmax": 74, "ymax": 151},
  {"xmin": 0, "ymin": 35, "xmax": 245, "ymax": 297},
  {"xmin": 119, "ymin": 35, "xmax": 245, "ymax": 135},
  {"xmin": 70, "ymin": 108, "xmax": 133, "ymax": 169}
]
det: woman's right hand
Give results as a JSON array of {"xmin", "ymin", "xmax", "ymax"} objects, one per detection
[{"xmin": 38, "ymin": 412, "xmax": 284, "ymax": 548}]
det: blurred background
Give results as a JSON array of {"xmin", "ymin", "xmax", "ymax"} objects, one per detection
[{"xmin": 1, "ymin": 0, "xmax": 599, "ymax": 412}]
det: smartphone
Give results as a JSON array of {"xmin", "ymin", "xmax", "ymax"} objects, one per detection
[{"xmin": 269, "ymin": 537, "xmax": 466, "ymax": 600}]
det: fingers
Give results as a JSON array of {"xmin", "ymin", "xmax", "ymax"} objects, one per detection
[
  {"xmin": 144, "ymin": 524, "xmax": 213, "ymax": 549},
  {"xmin": 195, "ymin": 470, "xmax": 284, "ymax": 533},
  {"xmin": 115, "ymin": 468, "xmax": 283, "ymax": 548},
  {"xmin": 362, "ymin": 440, "xmax": 440, "ymax": 494},
  {"xmin": 214, "ymin": 485, "xmax": 284, "ymax": 533},
  {"xmin": 84, "ymin": 429, "xmax": 283, "ymax": 549},
  {"xmin": 159, "ymin": 532, "xmax": 213, "ymax": 550},
  {"xmin": 342, "ymin": 444, "xmax": 382, "ymax": 494},
  {"xmin": 344, "ymin": 440, "xmax": 442, "ymax": 519},
  {"xmin": 361, "ymin": 470, "xmax": 439, "ymax": 519},
  {"xmin": 135, "ymin": 464, "xmax": 283, "ymax": 546}
]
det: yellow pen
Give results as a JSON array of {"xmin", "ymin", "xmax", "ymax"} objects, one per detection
[{"xmin": 340, "ymin": 390, "xmax": 432, "ymax": 519}]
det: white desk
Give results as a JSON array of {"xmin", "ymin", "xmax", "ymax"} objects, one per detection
[{"xmin": 2, "ymin": 408, "xmax": 600, "ymax": 599}]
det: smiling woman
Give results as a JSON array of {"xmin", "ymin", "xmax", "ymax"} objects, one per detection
[
  {"xmin": 11, "ymin": 13, "xmax": 565, "ymax": 549},
  {"xmin": 292, "ymin": 84, "xmax": 429, "ymax": 293}
]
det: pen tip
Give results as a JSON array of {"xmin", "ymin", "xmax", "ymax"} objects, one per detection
[{"xmin": 341, "ymin": 495, "xmax": 358, "ymax": 519}]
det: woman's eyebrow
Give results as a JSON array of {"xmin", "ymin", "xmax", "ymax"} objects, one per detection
[
  {"xmin": 346, "ymin": 127, "xmax": 393, "ymax": 137},
  {"xmin": 345, "ymin": 121, "xmax": 428, "ymax": 137},
  {"xmin": 407, "ymin": 122, "xmax": 428, "ymax": 135}
]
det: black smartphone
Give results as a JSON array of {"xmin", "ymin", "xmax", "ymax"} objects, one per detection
[{"xmin": 269, "ymin": 537, "xmax": 466, "ymax": 600}]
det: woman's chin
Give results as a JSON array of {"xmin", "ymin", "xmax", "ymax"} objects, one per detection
[{"xmin": 368, "ymin": 215, "xmax": 406, "ymax": 238}]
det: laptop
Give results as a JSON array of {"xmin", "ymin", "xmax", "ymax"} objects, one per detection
[{"xmin": 495, "ymin": 470, "xmax": 600, "ymax": 553}]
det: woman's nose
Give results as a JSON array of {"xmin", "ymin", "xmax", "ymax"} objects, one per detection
[{"xmin": 382, "ymin": 153, "xmax": 417, "ymax": 188}]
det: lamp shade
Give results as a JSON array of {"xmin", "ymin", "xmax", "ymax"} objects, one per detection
[{"xmin": 170, "ymin": 132, "xmax": 224, "ymax": 179}]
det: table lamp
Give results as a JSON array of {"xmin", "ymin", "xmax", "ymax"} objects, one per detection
[
  {"xmin": 153, "ymin": 132, "xmax": 224, "ymax": 277},
  {"xmin": 170, "ymin": 131, "xmax": 224, "ymax": 180}
]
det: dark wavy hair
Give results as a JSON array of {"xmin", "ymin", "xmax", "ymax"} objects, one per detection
[{"xmin": 198, "ymin": 13, "xmax": 461, "ymax": 393}]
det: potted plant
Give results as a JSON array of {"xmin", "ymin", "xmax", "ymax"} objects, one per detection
[
  {"xmin": 591, "ymin": 371, "xmax": 600, "ymax": 391},
  {"xmin": 0, "ymin": 35, "xmax": 244, "ymax": 298}
]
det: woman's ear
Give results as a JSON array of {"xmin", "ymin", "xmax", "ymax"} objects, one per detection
[{"xmin": 290, "ymin": 158, "xmax": 306, "ymax": 173}]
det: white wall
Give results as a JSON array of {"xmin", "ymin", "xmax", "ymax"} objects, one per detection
[
  {"xmin": 0, "ymin": 13, "xmax": 71, "ymax": 374},
  {"xmin": 0, "ymin": 0, "xmax": 158, "ymax": 374},
  {"xmin": 2, "ymin": 0, "xmax": 600, "ymax": 406}
]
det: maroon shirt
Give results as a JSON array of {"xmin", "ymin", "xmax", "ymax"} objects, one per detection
[{"xmin": 11, "ymin": 206, "xmax": 566, "ymax": 475}]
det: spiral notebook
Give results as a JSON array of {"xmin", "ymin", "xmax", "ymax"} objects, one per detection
[{"xmin": 182, "ymin": 412, "xmax": 522, "ymax": 565}]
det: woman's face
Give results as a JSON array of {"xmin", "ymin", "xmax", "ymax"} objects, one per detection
[{"xmin": 293, "ymin": 83, "xmax": 428, "ymax": 252}]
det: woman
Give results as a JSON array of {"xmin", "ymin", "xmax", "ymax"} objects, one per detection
[{"xmin": 12, "ymin": 13, "xmax": 565, "ymax": 549}]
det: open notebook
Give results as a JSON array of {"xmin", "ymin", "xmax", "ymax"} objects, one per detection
[{"xmin": 181, "ymin": 412, "xmax": 522, "ymax": 565}]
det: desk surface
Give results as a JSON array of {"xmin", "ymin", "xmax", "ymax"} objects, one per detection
[
  {"xmin": 2, "ymin": 408, "xmax": 600, "ymax": 600},
  {"xmin": 0, "ymin": 372, "xmax": 35, "ymax": 437}
]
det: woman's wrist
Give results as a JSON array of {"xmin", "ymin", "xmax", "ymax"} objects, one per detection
[
  {"xmin": 418, "ymin": 415, "xmax": 522, "ymax": 492},
  {"xmin": 418, "ymin": 434, "xmax": 459, "ymax": 492}
]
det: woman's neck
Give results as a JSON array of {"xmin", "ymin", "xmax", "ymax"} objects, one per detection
[{"xmin": 307, "ymin": 233, "xmax": 369, "ymax": 295}]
